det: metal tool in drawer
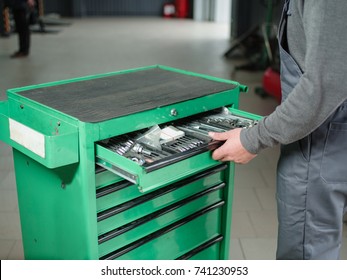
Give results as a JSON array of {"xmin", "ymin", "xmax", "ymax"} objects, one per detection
[{"xmin": 97, "ymin": 108, "xmax": 258, "ymax": 172}]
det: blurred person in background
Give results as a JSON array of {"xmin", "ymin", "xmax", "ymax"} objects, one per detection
[{"xmin": 5, "ymin": 0, "xmax": 35, "ymax": 58}]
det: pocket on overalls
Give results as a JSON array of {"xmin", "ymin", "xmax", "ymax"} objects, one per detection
[
  {"xmin": 321, "ymin": 122, "xmax": 347, "ymax": 184},
  {"xmin": 278, "ymin": 138, "xmax": 310, "ymax": 183},
  {"xmin": 277, "ymin": 140, "xmax": 309, "ymax": 209}
]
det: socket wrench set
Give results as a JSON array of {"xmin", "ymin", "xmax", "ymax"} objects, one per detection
[{"xmin": 97, "ymin": 108, "xmax": 258, "ymax": 172}]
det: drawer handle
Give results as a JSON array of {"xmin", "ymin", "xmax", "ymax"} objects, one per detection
[
  {"xmin": 176, "ymin": 235, "xmax": 224, "ymax": 260},
  {"xmin": 96, "ymin": 180, "xmax": 133, "ymax": 199}
]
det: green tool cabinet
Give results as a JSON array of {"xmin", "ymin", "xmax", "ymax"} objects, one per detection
[{"xmin": 0, "ymin": 65, "xmax": 260, "ymax": 260}]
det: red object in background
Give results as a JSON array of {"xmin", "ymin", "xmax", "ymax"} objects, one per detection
[
  {"xmin": 175, "ymin": 0, "xmax": 189, "ymax": 18},
  {"xmin": 262, "ymin": 68, "xmax": 282, "ymax": 103}
]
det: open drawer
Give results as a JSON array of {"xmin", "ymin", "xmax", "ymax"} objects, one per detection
[{"xmin": 95, "ymin": 107, "xmax": 261, "ymax": 193}]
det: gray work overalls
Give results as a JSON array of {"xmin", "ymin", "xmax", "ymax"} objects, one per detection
[{"xmin": 276, "ymin": 0, "xmax": 347, "ymax": 259}]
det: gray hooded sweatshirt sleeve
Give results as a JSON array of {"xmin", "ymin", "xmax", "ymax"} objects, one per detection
[{"xmin": 240, "ymin": 0, "xmax": 347, "ymax": 154}]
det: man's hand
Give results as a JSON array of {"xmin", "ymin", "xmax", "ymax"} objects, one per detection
[{"xmin": 209, "ymin": 128, "xmax": 257, "ymax": 164}]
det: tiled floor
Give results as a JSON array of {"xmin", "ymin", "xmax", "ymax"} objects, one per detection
[{"xmin": 0, "ymin": 17, "xmax": 346, "ymax": 260}]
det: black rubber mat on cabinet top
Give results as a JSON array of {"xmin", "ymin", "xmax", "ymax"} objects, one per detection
[{"xmin": 18, "ymin": 67, "xmax": 236, "ymax": 122}]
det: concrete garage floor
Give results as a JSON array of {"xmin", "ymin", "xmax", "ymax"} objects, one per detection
[{"xmin": 0, "ymin": 17, "xmax": 346, "ymax": 260}]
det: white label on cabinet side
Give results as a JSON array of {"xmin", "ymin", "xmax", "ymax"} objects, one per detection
[{"xmin": 9, "ymin": 118, "xmax": 45, "ymax": 158}]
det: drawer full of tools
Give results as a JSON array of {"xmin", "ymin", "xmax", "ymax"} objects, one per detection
[{"xmin": 95, "ymin": 107, "xmax": 260, "ymax": 193}]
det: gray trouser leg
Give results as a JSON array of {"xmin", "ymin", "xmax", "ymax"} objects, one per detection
[{"xmin": 276, "ymin": 135, "xmax": 347, "ymax": 259}]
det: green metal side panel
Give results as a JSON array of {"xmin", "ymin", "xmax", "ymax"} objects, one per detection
[
  {"xmin": 13, "ymin": 150, "xmax": 99, "ymax": 260},
  {"xmin": 0, "ymin": 101, "xmax": 10, "ymax": 145},
  {"xmin": 220, "ymin": 162, "xmax": 234, "ymax": 259}
]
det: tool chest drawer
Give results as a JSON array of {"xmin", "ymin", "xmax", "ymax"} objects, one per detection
[
  {"xmin": 96, "ymin": 164, "xmax": 226, "ymax": 217},
  {"xmin": 96, "ymin": 107, "xmax": 259, "ymax": 193}
]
